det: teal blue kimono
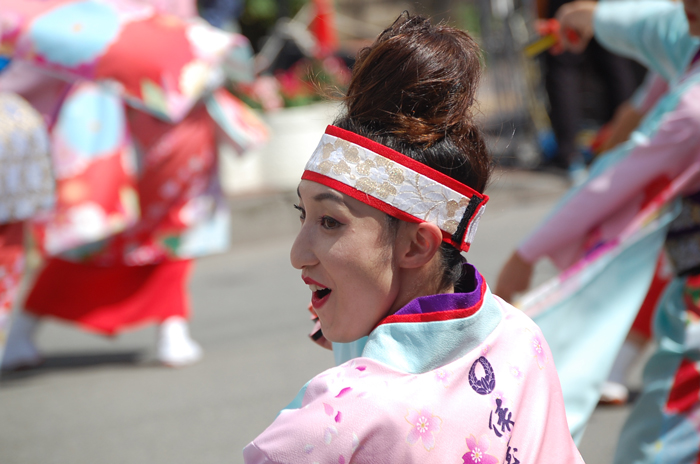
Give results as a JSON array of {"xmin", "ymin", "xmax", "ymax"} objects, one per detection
[{"xmin": 518, "ymin": 2, "xmax": 700, "ymax": 462}]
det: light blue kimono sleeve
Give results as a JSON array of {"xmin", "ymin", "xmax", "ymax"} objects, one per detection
[{"xmin": 594, "ymin": 1, "xmax": 700, "ymax": 83}]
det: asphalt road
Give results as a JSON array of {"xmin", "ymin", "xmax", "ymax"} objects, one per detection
[{"xmin": 0, "ymin": 168, "xmax": 636, "ymax": 463}]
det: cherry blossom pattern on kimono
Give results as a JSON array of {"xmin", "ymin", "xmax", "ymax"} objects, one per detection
[{"xmin": 245, "ymin": 289, "xmax": 583, "ymax": 464}]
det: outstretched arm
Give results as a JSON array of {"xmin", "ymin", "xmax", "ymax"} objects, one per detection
[
  {"xmin": 558, "ymin": 1, "xmax": 698, "ymax": 80},
  {"xmin": 504, "ymin": 85, "xmax": 700, "ymax": 297},
  {"xmin": 494, "ymin": 252, "xmax": 533, "ymax": 303}
]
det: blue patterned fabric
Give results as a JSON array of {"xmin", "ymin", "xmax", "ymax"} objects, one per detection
[{"xmin": 29, "ymin": 1, "xmax": 120, "ymax": 68}]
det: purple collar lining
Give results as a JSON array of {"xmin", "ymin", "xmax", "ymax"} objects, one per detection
[{"xmin": 393, "ymin": 264, "xmax": 483, "ymax": 316}]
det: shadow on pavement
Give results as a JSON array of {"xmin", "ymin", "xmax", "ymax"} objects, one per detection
[{"xmin": 0, "ymin": 350, "xmax": 146, "ymax": 383}]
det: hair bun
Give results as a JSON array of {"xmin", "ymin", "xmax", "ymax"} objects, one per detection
[
  {"xmin": 345, "ymin": 13, "xmax": 482, "ymax": 148},
  {"xmin": 334, "ymin": 12, "xmax": 491, "ymax": 195}
]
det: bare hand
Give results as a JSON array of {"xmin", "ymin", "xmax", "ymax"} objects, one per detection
[
  {"xmin": 494, "ymin": 251, "xmax": 534, "ymax": 304},
  {"xmin": 555, "ymin": 1, "xmax": 597, "ymax": 53}
]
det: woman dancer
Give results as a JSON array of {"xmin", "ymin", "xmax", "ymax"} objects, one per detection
[
  {"xmin": 243, "ymin": 13, "xmax": 581, "ymax": 463},
  {"xmin": 0, "ymin": 0, "xmax": 263, "ymax": 369},
  {"xmin": 496, "ymin": 0, "xmax": 700, "ymax": 460}
]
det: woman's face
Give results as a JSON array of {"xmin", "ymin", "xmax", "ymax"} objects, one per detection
[
  {"xmin": 290, "ymin": 180, "xmax": 401, "ymax": 343},
  {"xmin": 685, "ymin": 0, "xmax": 700, "ymax": 36}
]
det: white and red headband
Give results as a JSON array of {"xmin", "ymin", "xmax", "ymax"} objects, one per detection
[{"xmin": 302, "ymin": 125, "xmax": 489, "ymax": 252}]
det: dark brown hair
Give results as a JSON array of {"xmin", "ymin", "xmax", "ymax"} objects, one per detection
[{"xmin": 334, "ymin": 12, "xmax": 492, "ymax": 291}]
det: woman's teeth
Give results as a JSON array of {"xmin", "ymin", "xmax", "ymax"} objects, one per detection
[{"xmin": 309, "ymin": 285, "xmax": 332, "ymax": 299}]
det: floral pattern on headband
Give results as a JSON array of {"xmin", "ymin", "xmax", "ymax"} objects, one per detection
[{"xmin": 305, "ymin": 134, "xmax": 477, "ymax": 236}]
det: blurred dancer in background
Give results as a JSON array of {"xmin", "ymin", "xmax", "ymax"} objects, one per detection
[
  {"xmin": 0, "ymin": 0, "xmax": 266, "ymax": 370},
  {"xmin": 592, "ymin": 70, "xmax": 671, "ymax": 404},
  {"xmin": 0, "ymin": 93, "xmax": 53, "ymax": 363},
  {"xmin": 537, "ymin": 0, "xmax": 639, "ymax": 176},
  {"xmin": 497, "ymin": 0, "xmax": 700, "ymax": 460}
]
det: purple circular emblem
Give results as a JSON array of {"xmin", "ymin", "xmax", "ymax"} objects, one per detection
[{"xmin": 469, "ymin": 356, "xmax": 495, "ymax": 395}]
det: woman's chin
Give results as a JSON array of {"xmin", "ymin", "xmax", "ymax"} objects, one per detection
[
  {"xmin": 323, "ymin": 332, "xmax": 344, "ymax": 344},
  {"xmin": 323, "ymin": 329, "xmax": 363, "ymax": 344}
]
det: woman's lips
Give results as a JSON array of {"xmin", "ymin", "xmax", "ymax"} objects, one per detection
[{"xmin": 302, "ymin": 276, "xmax": 324, "ymax": 286}]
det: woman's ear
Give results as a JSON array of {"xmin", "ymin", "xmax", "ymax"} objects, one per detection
[{"xmin": 396, "ymin": 221, "xmax": 443, "ymax": 269}]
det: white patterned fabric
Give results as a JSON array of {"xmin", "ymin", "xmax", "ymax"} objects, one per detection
[
  {"xmin": 0, "ymin": 93, "xmax": 54, "ymax": 224},
  {"xmin": 303, "ymin": 129, "xmax": 488, "ymax": 251}
]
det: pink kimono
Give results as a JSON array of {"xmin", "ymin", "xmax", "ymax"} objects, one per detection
[{"xmin": 244, "ymin": 265, "xmax": 583, "ymax": 463}]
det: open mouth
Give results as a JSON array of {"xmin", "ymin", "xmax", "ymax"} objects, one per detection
[
  {"xmin": 309, "ymin": 284, "xmax": 332, "ymax": 308},
  {"xmin": 316, "ymin": 288, "xmax": 331, "ymax": 298}
]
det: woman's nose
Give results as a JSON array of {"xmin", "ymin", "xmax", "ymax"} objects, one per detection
[{"xmin": 290, "ymin": 226, "xmax": 317, "ymax": 270}]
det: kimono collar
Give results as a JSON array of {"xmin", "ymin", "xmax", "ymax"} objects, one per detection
[
  {"xmin": 379, "ymin": 263, "xmax": 486, "ymax": 325},
  {"xmin": 360, "ymin": 264, "xmax": 503, "ymax": 374},
  {"xmin": 302, "ymin": 125, "xmax": 489, "ymax": 252}
]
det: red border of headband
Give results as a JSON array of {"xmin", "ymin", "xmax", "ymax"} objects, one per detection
[{"xmin": 325, "ymin": 125, "xmax": 487, "ymax": 202}]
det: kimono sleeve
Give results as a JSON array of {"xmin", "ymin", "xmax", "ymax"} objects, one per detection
[
  {"xmin": 242, "ymin": 407, "xmax": 311, "ymax": 464},
  {"xmin": 242, "ymin": 382, "xmax": 311, "ymax": 464},
  {"xmin": 518, "ymin": 83, "xmax": 700, "ymax": 266},
  {"xmin": 507, "ymin": 320, "xmax": 585, "ymax": 463},
  {"xmin": 629, "ymin": 72, "xmax": 668, "ymax": 115},
  {"xmin": 593, "ymin": 1, "xmax": 699, "ymax": 82},
  {"xmin": 243, "ymin": 443, "xmax": 276, "ymax": 464}
]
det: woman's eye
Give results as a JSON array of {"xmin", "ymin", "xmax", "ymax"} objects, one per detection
[
  {"xmin": 320, "ymin": 216, "xmax": 342, "ymax": 229},
  {"xmin": 293, "ymin": 204, "xmax": 305, "ymax": 220}
]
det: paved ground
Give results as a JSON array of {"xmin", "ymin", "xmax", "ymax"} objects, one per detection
[{"xmin": 0, "ymin": 168, "xmax": 637, "ymax": 463}]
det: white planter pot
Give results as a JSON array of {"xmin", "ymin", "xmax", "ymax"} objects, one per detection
[{"xmin": 220, "ymin": 102, "xmax": 340, "ymax": 195}]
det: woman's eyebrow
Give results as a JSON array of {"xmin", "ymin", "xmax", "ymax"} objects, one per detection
[
  {"xmin": 312, "ymin": 192, "xmax": 346, "ymax": 205},
  {"xmin": 297, "ymin": 187, "xmax": 351, "ymax": 210}
]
